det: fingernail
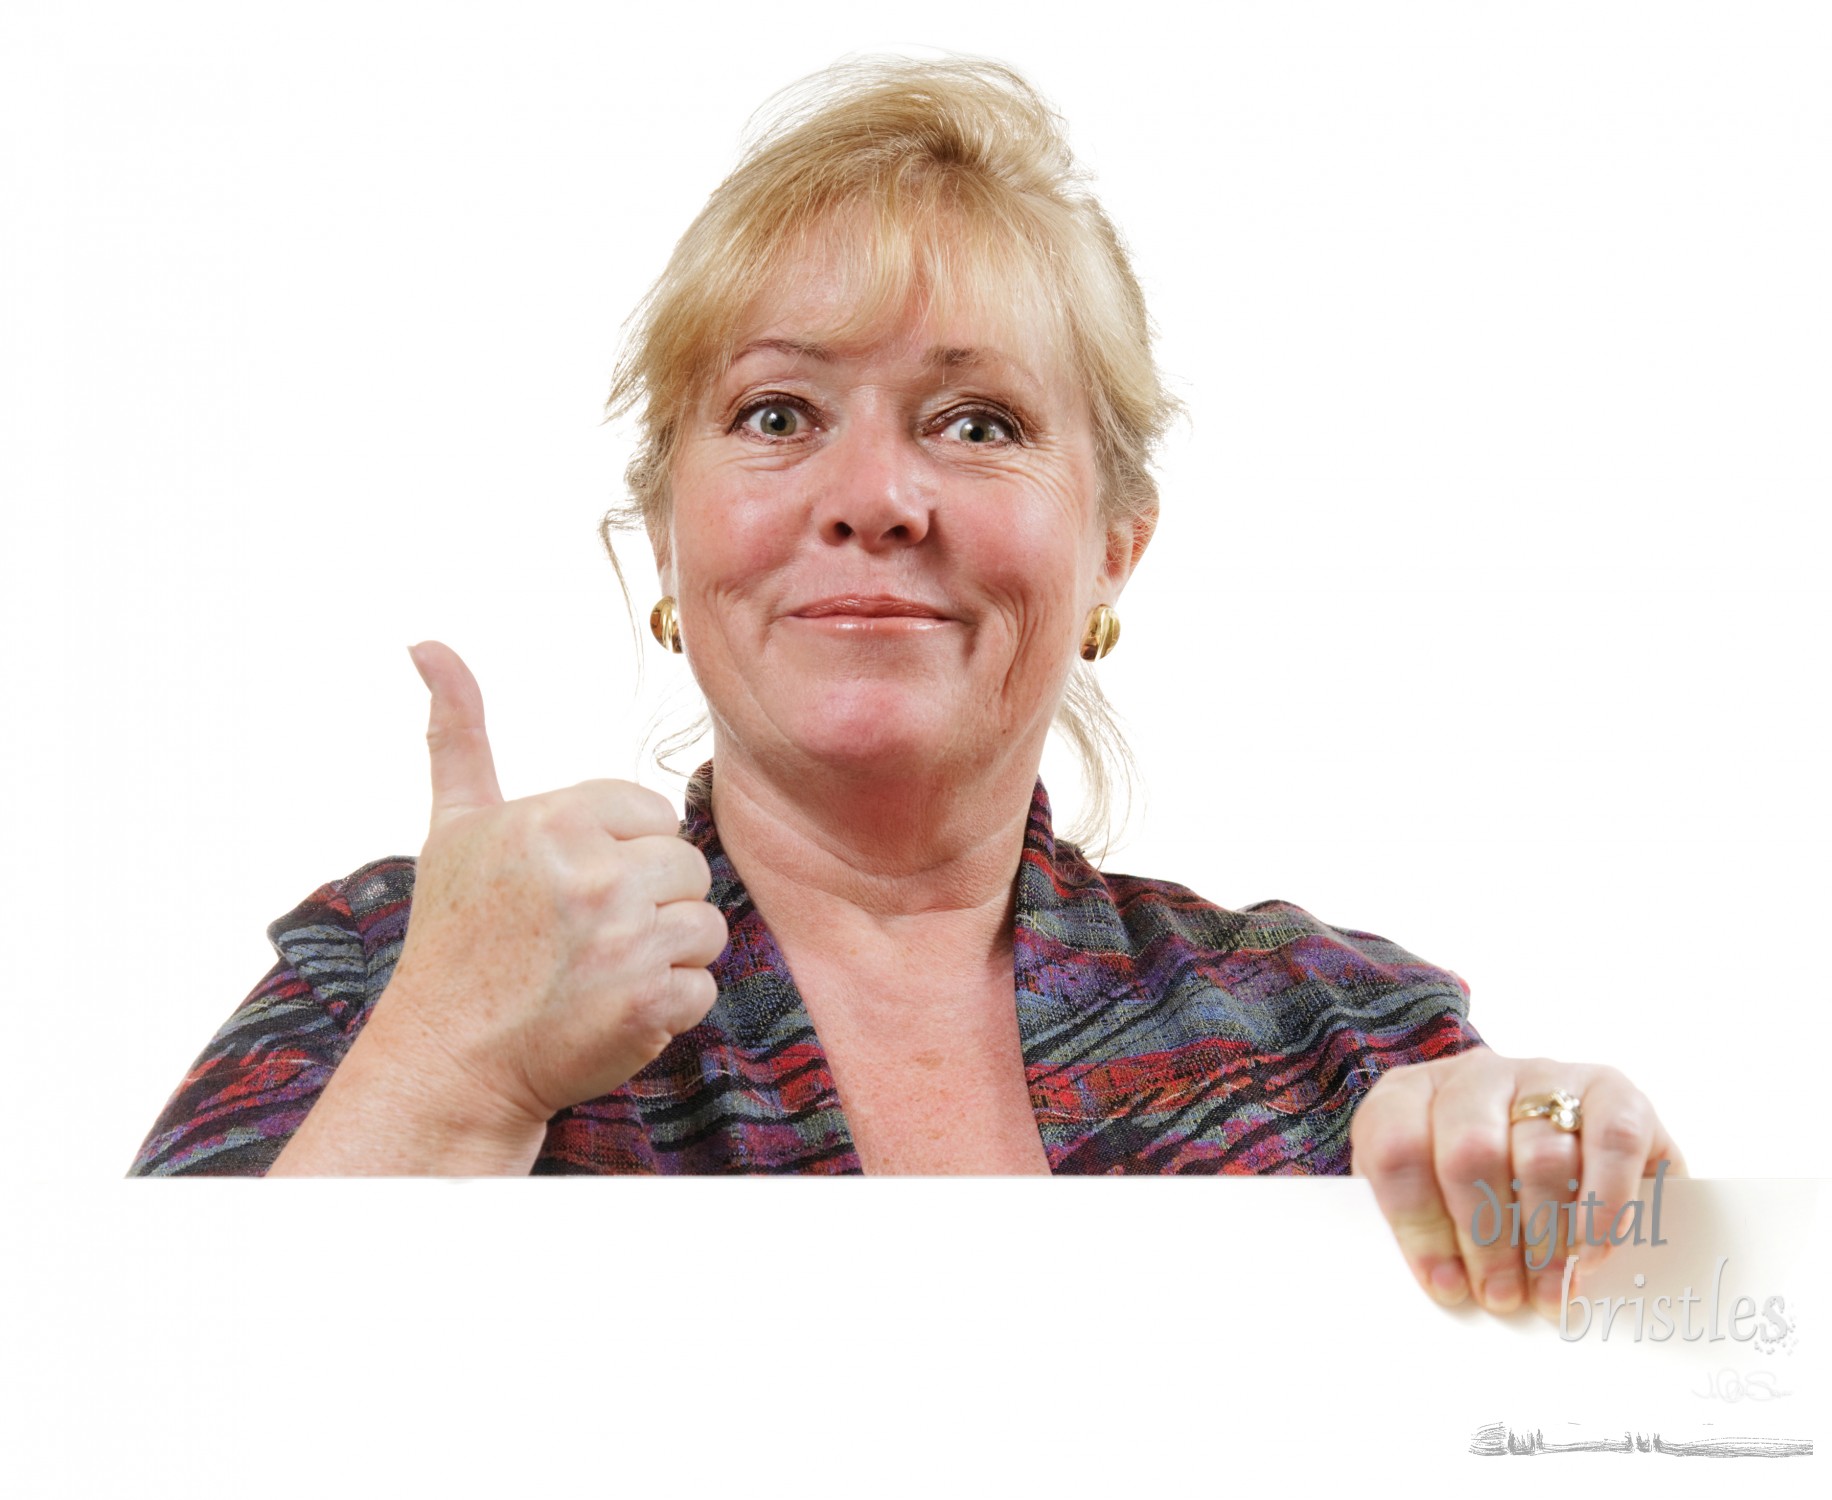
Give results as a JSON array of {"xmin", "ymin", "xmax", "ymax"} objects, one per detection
[
  {"xmin": 1428, "ymin": 1260, "xmax": 1469, "ymax": 1306},
  {"xmin": 407, "ymin": 643, "xmax": 430, "ymax": 685},
  {"xmin": 1532, "ymin": 1269, "xmax": 1564, "ymax": 1319},
  {"xmin": 1483, "ymin": 1270, "xmax": 1525, "ymax": 1314}
]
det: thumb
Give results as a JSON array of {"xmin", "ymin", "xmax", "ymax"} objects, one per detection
[{"xmin": 409, "ymin": 640, "xmax": 504, "ymax": 823}]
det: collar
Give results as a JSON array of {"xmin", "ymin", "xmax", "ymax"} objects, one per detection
[{"xmin": 678, "ymin": 760, "xmax": 1135, "ymax": 1056}]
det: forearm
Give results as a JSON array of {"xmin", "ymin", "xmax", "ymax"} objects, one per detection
[{"xmin": 268, "ymin": 998, "xmax": 549, "ymax": 1176}]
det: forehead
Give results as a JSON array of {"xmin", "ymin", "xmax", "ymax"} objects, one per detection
[{"xmin": 717, "ymin": 216, "xmax": 1081, "ymax": 393}]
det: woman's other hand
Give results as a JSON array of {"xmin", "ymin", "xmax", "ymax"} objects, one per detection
[
  {"xmin": 271, "ymin": 641, "xmax": 727, "ymax": 1174},
  {"xmin": 1349, "ymin": 1049, "xmax": 1685, "ymax": 1317}
]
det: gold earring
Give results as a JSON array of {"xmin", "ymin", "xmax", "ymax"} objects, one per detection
[
  {"xmin": 1080, "ymin": 604, "xmax": 1120, "ymax": 661},
  {"xmin": 650, "ymin": 596, "xmax": 683, "ymax": 653}
]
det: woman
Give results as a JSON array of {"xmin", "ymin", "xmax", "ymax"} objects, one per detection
[{"xmin": 129, "ymin": 56, "xmax": 1680, "ymax": 1318}]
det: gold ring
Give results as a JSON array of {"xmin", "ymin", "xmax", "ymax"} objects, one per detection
[{"xmin": 1511, "ymin": 1088, "xmax": 1583, "ymax": 1134}]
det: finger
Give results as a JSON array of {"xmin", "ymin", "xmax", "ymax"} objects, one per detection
[
  {"xmin": 410, "ymin": 641, "xmax": 504, "ymax": 823},
  {"xmin": 1427, "ymin": 1053, "xmax": 1525, "ymax": 1313},
  {"xmin": 650, "ymin": 897, "xmax": 730, "ymax": 970},
  {"xmin": 1509, "ymin": 1067, "xmax": 1586, "ymax": 1317},
  {"xmin": 659, "ymin": 963, "xmax": 719, "ymax": 1035},
  {"xmin": 617, "ymin": 834, "xmax": 715, "ymax": 907},
  {"xmin": 555, "ymin": 779, "xmax": 683, "ymax": 841},
  {"xmin": 1351, "ymin": 1066, "xmax": 1470, "ymax": 1306},
  {"xmin": 1568, "ymin": 1068, "xmax": 1656, "ymax": 1275}
]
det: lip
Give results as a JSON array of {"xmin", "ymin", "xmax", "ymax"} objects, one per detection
[{"xmin": 790, "ymin": 595, "xmax": 953, "ymax": 620}]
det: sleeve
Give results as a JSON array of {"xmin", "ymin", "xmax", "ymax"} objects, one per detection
[
  {"xmin": 1236, "ymin": 898, "xmax": 1486, "ymax": 1171},
  {"xmin": 1032, "ymin": 871, "xmax": 1487, "ymax": 1175},
  {"xmin": 125, "ymin": 856, "xmax": 418, "ymax": 1177}
]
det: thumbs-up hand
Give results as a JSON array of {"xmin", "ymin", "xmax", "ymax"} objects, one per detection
[{"xmin": 371, "ymin": 640, "xmax": 728, "ymax": 1138}]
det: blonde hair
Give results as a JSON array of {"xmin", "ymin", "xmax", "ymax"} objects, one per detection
[{"xmin": 600, "ymin": 55, "xmax": 1179, "ymax": 856}]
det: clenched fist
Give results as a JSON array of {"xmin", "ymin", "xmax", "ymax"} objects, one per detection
[{"xmin": 1351, "ymin": 1050, "xmax": 1685, "ymax": 1317}]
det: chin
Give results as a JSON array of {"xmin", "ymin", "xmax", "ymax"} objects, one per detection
[{"xmin": 780, "ymin": 683, "xmax": 964, "ymax": 778}]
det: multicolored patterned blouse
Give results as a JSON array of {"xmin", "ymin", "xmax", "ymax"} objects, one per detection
[{"xmin": 128, "ymin": 767, "xmax": 1481, "ymax": 1176}]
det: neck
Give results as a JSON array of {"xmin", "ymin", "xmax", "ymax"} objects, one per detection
[{"xmin": 705, "ymin": 735, "xmax": 1043, "ymax": 952}]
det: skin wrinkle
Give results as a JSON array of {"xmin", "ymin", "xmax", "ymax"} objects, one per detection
[
  {"xmin": 721, "ymin": 338, "xmax": 1054, "ymax": 422},
  {"xmin": 707, "ymin": 764, "xmax": 1026, "ymax": 924},
  {"xmin": 601, "ymin": 139, "xmax": 1179, "ymax": 853},
  {"xmin": 657, "ymin": 257, "xmax": 1143, "ymax": 975}
]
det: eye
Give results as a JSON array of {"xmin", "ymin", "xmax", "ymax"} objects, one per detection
[
  {"xmin": 737, "ymin": 400, "xmax": 807, "ymax": 439},
  {"xmin": 939, "ymin": 409, "xmax": 1016, "ymax": 445}
]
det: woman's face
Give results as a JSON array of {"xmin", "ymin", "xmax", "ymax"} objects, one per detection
[{"xmin": 660, "ymin": 251, "xmax": 1145, "ymax": 789}]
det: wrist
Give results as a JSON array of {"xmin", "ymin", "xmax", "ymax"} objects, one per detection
[{"xmin": 271, "ymin": 989, "xmax": 550, "ymax": 1176}]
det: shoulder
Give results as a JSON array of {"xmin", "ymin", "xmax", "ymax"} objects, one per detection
[
  {"xmin": 262, "ymin": 854, "xmax": 418, "ymax": 1031},
  {"xmin": 1095, "ymin": 867, "xmax": 1474, "ymax": 1035},
  {"xmin": 126, "ymin": 855, "xmax": 420, "ymax": 1177},
  {"xmin": 268, "ymin": 853, "xmax": 418, "ymax": 932},
  {"xmin": 1025, "ymin": 855, "xmax": 1481, "ymax": 1174}
]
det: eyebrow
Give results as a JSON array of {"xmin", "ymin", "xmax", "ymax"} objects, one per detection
[
  {"xmin": 728, "ymin": 339, "xmax": 1042, "ymax": 388},
  {"xmin": 926, "ymin": 346, "xmax": 1002, "ymax": 370},
  {"xmin": 731, "ymin": 337, "xmax": 835, "ymax": 364}
]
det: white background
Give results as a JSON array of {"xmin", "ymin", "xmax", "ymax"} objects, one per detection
[{"xmin": 3, "ymin": 0, "xmax": 1826, "ymax": 1490}]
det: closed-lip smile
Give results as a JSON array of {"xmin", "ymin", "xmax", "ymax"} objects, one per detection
[{"xmin": 791, "ymin": 595, "xmax": 952, "ymax": 619}]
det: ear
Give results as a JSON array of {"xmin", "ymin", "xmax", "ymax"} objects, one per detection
[
  {"xmin": 1097, "ymin": 502, "xmax": 1158, "ymax": 600},
  {"xmin": 648, "ymin": 511, "xmax": 675, "ymax": 596}
]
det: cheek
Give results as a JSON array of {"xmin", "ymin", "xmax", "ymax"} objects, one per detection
[
  {"xmin": 670, "ymin": 470, "xmax": 790, "ymax": 598},
  {"xmin": 965, "ymin": 487, "xmax": 1101, "ymax": 628}
]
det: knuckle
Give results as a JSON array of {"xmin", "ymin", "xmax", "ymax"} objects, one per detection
[
  {"xmin": 586, "ymin": 910, "xmax": 648, "ymax": 969},
  {"xmin": 1436, "ymin": 1131, "xmax": 1501, "ymax": 1185},
  {"xmin": 1390, "ymin": 1212, "xmax": 1457, "ymax": 1252},
  {"xmin": 1593, "ymin": 1104, "xmax": 1652, "ymax": 1157},
  {"xmin": 595, "ymin": 853, "xmax": 632, "ymax": 901},
  {"xmin": 1348, "ymin": 1093, "xmax": 1382, "ymax": 1142},
  {"xmin": 520, "ymin": 794, "xmax": 574, "ymax": 846},
  {"xmin": 529, "ymin": 833, "xmax": 590, "ymax": 897},
  {"xmin": 576, "ymin": 778, "xmax": 677, "ymax": 834},
  {"xmin": 1440, "ymin": 1045, "xmax": 1496, "ymax": 1077},
  {"xmin": 1358, "ymin": 1064, "xmax": 1425, "ymax": 1112},
  {"xmin": 424, "ymin": 722, "xmax": 482, "ymax": 755},
  {"xmin": 545, "ymin": 781, "xmax": 607, "ymax": 830},
  {"xmin": 676, "ymin": 967, "xmax": 719, "ymax": 1021},
  {"xmin": 1514, "ymin": 1132, "xmax": 1577, "ymax": 1180},
  {"xmin": 622, "ymin": 960, "xmax": 682, "ymax": 1031},
  {"xmin": 695, "ymin": 902, "xmax": 730, "ymax": 952},
  {"xmin": 1347, "ymin": 1090, "xmax": 1387, "ymax": 1146},
  {"xmin": 1591, "ymin": 1063, "xmax": 1632, "ymax": 1093},
  {"xmin": 635, "ymin": 786, "xmax": 678, "ymax": 827},
  {"xmin": 1353, "ymin": 1116, "xmax": 1431, "ymax": 1183}
]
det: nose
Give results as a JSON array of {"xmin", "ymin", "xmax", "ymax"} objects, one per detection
[{"xmin": 813, "ymin": 414, "xmax": 932, "ymax": 550}]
